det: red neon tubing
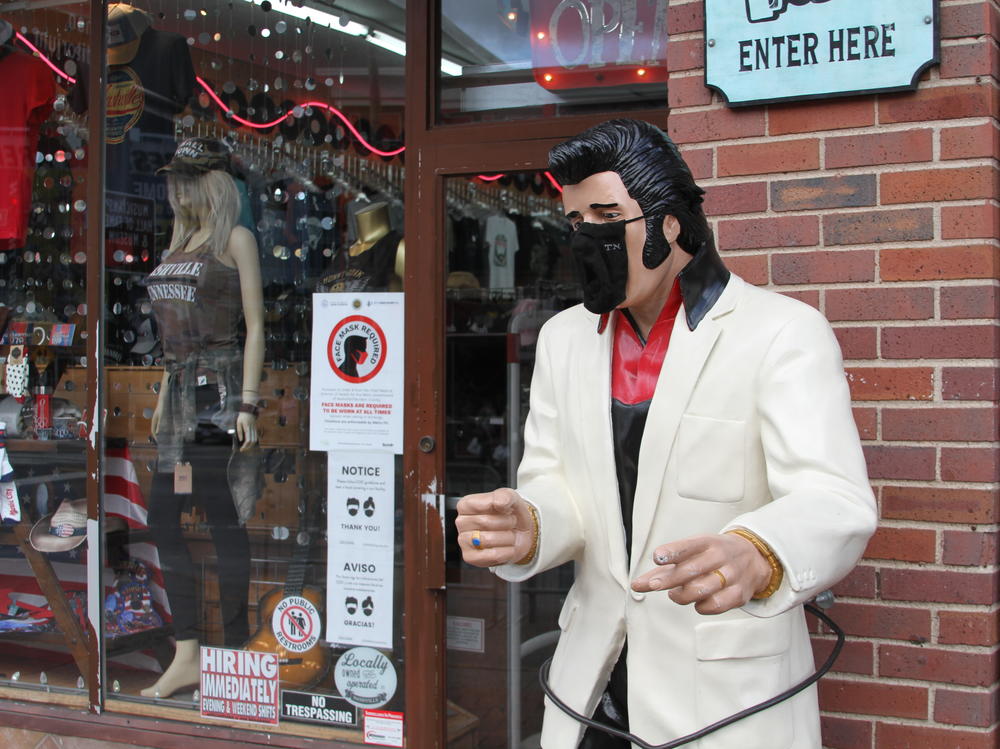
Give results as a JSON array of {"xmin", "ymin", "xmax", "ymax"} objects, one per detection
[
  {"xmin": 15, "ymin": 32, "xmax": 77, "ymax": 84},
  {"xmin": 197, "ymin": 77, "xmax": 405, "ymax": 158},
  {"xmin": 8, "ymin": 41, "xmax": 559, "ymax": 190}
]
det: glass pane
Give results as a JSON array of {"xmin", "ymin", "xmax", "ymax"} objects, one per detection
[
  {"xmin": 100, "ymin": 0, "xmax": 407, "ymax": 739},
  {"xmin": 442, "ymin": 173, "xmax": 581, "ymax": 747},
  {"xmin": 0, "ymin": 2, "xmax": 92, "ymax": 698},
  {"xmin": 439, "ymin": 0, "xmax": 668, "ymax": 124}
]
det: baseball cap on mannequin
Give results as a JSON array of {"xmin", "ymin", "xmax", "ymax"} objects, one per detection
[{"xmin": 157, "ymin": 137, "xmax": 233, "ymax": 176}]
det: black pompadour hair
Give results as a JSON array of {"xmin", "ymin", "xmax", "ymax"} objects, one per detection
[{"xmin": 548, "ymin": 119, "xmax": 713, "ymax": 266}]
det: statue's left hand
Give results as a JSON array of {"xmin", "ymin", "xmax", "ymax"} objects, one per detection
[
  {"xmin": 631, "ymin": 533, "xmax": 773, "ymax": 615},
  {"xmin": 235, "ymin": 411, "xmax": 259, "ymax": 450}
]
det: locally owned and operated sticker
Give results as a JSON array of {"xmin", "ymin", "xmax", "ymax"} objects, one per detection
[{"xmin": 334, "ymin": 647, "xmax": 397, "ymax": 709}]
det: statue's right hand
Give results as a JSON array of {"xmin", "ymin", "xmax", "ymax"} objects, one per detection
[
  {"xmin": 150, "ymin": 407, "xmax": 162, "ymax": 439},
  {"xmin": 455, "ymin": 488, "xmax": 535, "ymax": 567}
]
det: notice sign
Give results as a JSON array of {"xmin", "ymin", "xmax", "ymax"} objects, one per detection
[
  {"xmin": 310, "ymin": 293, "xmax": 404, "ymax": 453},
  {"xmin": 200, "ymin": 647, "xmax": 280, "ymax": 725},
  {"xmin": 706, "ymin": 0, "xmax": 937, "ymax": 106},
  {"xmin": 327, "ymin": 451, "xmax": 395, "ymax": 649}
]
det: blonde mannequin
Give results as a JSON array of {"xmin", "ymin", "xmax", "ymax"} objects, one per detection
[{"xmin": 141, "ymin": 138, "xmax": 264, "ymax": 699}]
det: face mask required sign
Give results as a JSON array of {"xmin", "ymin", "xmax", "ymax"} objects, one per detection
[
  {"xmin": 705, "ymin": 0, "xmax": 937, "ymax": 106},
  {"xmin": 310, "ymin": 293, "xmax": 404, "ymax": 453}
]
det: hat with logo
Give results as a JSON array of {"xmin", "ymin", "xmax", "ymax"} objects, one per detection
[
  {"xmin": 29, "ymin": 498, "xmax": 126, "ymax": 553},
  {"xmin": 157, "ymin": 138, "xmax": 233, "ymax": 177},
  {"xmin": 107, "ymin": 3, "xmax": 152, "ymax": 66}
]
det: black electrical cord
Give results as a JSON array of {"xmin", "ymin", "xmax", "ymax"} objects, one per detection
[{"xmin": 539, "ymin": 602, "xmax": 844, "ymax": 749}]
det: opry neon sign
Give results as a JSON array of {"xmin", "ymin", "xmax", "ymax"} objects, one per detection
[{"xmin": 529, "ymin": 0, "xmax": 669, "ymax": 90}]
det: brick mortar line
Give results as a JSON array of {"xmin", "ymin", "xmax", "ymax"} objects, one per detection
[
  {"xmin": 875, "ymin": 517, "xmax": 1000, "ymax": 530},
  {"xmin": 831, "ymin": 318, "xmax": 999, "ymax": 327},
  {"xmin": 714, "ymin": 218, "xmax": 996, "ymax": 237},
  {"xmin": 939, "ymin": 36, "xmax": 1000, "ymax": 46},
  {"xmin": 863, "ymin": 438, "xmax": 999, "ymax": 446},
  {"xmin": 671, "ymin": 118, "xmax": 1000, "ymax": 151},
  {"xmin": 860, "ymin": 404, "xmax": 998, "ymax": 412},
  {"xmin": 810, "ymin": 670, "xmax": 998, "ymax": 689},
  {"xmin": 868, "ymin": 478, "xmax": 1000, "ymax": 488},
  {"xmin": 857, "ymin": 557, "xmax": 999, "ymax": 572},
  {"xmin": 722, "ymin": 240, "xmax": 1000, "ymax": 253},
  {"xmin": 667, "ymin": 76, "xmax": 1000, "ymax": 116},
  {"xmin": 698, "ymin": 171, "xmax": 1000, "ymax": 189},
  {"xmin": 707, "ymin": 162, "xmax": 1000, "ymax": 186},
  {"xmin": 819, "ymin": 713, "xmax": 1000, "ymax": 734},
  {"xmin": 824, "ymin": 599, "xmax": 1000, "ymax": 614},
  {"xmin": 867, "ymin": 638, "xmax": 1000, "ymax": 656}
]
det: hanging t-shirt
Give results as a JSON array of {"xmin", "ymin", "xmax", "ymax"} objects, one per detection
[
  {"xmin": 485, "ymin": 214, "xmax": 519, "ymax": 290},
  {"xmin": 0, "ymin": 51, "xmax": 55, "ymax": 250},
  {"xmin": 105, "ymin": 28, "xmax": 195, "ymax": 197}
]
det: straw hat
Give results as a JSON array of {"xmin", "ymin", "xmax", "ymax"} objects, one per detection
[{"xmin": 29, "ymin": 499, "xmax": 126, "ymax": 552}]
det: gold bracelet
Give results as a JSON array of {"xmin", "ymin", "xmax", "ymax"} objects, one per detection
[
  {"xmin": 726, "ymin": 528, "xmax": 784, "ymax": 599},
  {"xmin": 515, "ymin": 506, "xmax": 540, "ymax": 566}
]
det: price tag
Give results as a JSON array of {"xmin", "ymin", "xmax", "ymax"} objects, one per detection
[{"xmin": 174, "ymin": 462, "xmax": 193, "ymax": 494}]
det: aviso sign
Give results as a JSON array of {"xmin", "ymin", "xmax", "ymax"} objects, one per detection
[{"xmin": 705, "ymin": 0, "xmax": 938, "ymax": 106}]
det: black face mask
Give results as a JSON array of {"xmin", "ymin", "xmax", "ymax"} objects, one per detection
[{"xmin": 570, "ymin": 216, "xmax": 645, "ymax": 315}]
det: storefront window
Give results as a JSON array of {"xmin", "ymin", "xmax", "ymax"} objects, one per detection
[
  {"xmin": 0, "ymin": 1, "xmax": 93, "ymax": 701},
  {"xmin": 98, "ymin": 0, "xmax": 407, "ymax": 740},
  {"xmin": 442, "ymin": 173, "xmax": 580, "ymax": 746},
  {"xmin": 439, "ymin": 0, "xmax": 668, "ymax": 123}
]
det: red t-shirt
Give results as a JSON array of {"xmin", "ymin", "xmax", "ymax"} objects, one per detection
[{"xmin": 0, "ymin": 51, "xmax": 55, "ymax": 250}]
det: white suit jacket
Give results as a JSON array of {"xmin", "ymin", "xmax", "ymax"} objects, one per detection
[{"xmin": 496, "ymin": 274, "xmax": 877, "ymax": 749}]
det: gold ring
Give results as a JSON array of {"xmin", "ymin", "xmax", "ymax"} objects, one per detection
[
  {"xmin": 471, "ymin": 530, "xmax": 483, "ymax": 549},
  {"xmin": 712, "ymin": 569, "xmax": 727, "ymax": 589}
]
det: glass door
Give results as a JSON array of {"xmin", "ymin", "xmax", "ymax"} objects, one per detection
[{"xmin": 439, "ymin": 171, "xmax": 580, "ymax": 748}]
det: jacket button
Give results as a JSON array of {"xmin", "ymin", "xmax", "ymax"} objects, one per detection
[{"xmin": 631, "ymin": 591, "xmax": 646, "ymax": 602}]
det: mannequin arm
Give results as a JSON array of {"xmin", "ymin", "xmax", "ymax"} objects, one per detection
[
  {"xmin": 394, "ymin": 238, "xmax": 405, "ymax": 279},
  {"xmin": 227, "ymin": 226, "xmax": 265, "ymax": 449},
  {"xmin": 150, "ymin": 368, "xmax": 171, "ymax": 438}
]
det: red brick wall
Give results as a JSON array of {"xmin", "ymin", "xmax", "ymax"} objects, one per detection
[{"xmin": 667, "ymin": 0, "xmax": 1000, "ymax": 746}]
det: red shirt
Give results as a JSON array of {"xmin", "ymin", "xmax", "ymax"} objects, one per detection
[
  {"xmin": 0, "ymin": 51, "xmax": 55, "ymax": 250},
  {"xmin": 612, "ymin": 279, "xmax": 684, "ymax": 404}
]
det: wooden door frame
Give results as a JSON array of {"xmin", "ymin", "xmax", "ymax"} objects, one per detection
[{"xmin": 401, "ymin": 2, "xmax": 668, "ymax": 745}]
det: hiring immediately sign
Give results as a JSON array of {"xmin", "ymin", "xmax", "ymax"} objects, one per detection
[
  {"xmin": 200, "ymin": 647, "xmax": 280, "ymax": 725},
  {"xmin": 705, "ymin": 0, "xmax": 938, "ymax": 106}
]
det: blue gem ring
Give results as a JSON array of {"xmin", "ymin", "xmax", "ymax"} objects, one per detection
[{"xmin": 471, "ymin": 530, "xmax": 483, "ymax": 548}]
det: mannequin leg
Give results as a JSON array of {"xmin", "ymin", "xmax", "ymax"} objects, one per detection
[
  {"xmin": 140, "ymin": 638, "xmax": 200, "ymax": 698},
  {"xmin": 141, "ymin": 469, "xmax": 201, "ymax": 697},
  {"xmin": 202, "ymin": 463, "xmax": 251, "ymax": 648}
]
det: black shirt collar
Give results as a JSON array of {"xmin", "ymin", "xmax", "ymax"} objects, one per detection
[{"xmin": 677, "ymin": 241, "xmax": 730, "ymax": 330}]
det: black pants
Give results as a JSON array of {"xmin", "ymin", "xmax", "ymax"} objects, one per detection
[
  {"xmin": 147, "ymin": 442, "xmax": 250, "ymax": 648},
  {"xmin": 579, "ymin": 644, "xmax": 630, "ymax": 748}
]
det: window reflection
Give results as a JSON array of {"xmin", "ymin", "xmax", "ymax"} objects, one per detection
[
  {"xmin": 0, "ymin": 3, "xmax": 91, "ymax": 697},
  {"xmin": 440, "ymin": 0, "xmax": 668, "ymax": 122}
]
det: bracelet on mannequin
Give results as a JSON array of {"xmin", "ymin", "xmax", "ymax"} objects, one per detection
[
  {"xmin": 515, "ymin": 506, "xmax": 540, "ymax": 565},
  {"xmin": 238, "ymin": 402, "xmax": 261, "ymax": 417}
]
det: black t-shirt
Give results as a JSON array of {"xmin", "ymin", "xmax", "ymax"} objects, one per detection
[{"xmin": 106, "ymin": 28, "xmax": 195, "ymax": 195}]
